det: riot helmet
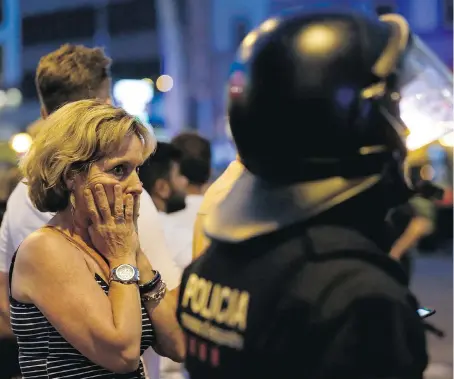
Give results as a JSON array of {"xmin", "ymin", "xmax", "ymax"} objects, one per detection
[{"xmin": 206, "ymin": 10, "xmax": 453, "ymax": 243}]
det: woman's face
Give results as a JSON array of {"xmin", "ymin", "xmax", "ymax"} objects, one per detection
[{"xmin": 72, "ymin": 134, "xmax": 145, "ymax": 219}]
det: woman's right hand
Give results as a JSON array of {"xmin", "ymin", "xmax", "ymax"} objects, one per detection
[{"xmin": 84, "ymin": 184, "xmax": 139, "ymax": 264}]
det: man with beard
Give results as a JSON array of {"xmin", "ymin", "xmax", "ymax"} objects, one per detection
[
  {"xmin": 139, "ymin": 142, "xmax": 189, "ymax": 269},
  {"xmin": 139, "ymin": 141, "xmax": 189, "ymax": 379}
]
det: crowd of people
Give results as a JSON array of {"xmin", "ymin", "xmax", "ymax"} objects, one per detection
[{"xmin": 0, "ymin": 6, "xmax": 450, "ymax": 379}]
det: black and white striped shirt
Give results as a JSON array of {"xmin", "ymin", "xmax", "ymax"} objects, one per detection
[{"xmin": 10, "ymin": 272, "xmax": 155, "ymax": 379}]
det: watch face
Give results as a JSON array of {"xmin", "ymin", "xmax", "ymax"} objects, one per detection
[{"xmin": 116, "ymin": 265, "xmax": 135, "ymax": 281}]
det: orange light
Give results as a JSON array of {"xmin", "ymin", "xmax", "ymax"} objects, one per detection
[{"xmin": 420, "ymin": 164, "xmax": 435, "ymax": 181}]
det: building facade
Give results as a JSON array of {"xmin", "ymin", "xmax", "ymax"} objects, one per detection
[
  {"xmin": 1, "ymin": 0, "xmax": 162, "ymax": 130},
  {"xmin": 0, "ymin": 0, "xmax": 22, "ymax": 139},
  {"xmin": 0, "ymin": 0, "xmax": 451, "ymax": 140},
  {"xmin": 207, "ymin": 0, "xmax": 452, "ymax": 141}
]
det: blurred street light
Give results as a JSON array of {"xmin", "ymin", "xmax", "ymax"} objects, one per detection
[
  {"xmin": 113, "ymin": 79, "xmax": 154, "ymax": 124},
  {"xmin": 10, "ymin": 133, "xmax": 32, "ymax": 154},
  {"xmin": 156, "ymin": 75, "xmax": 174, "ymax": 92},
  {"xmin": 6, "ymin": 88, "xmax": 22, "ymax": 107}
]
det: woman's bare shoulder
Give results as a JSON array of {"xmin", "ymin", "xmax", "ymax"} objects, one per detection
[
  {"xmin": 17, "ymin": 228, "xmax": 83, "ymax": 269},
  {"xmin": 12, "ymin": 228, "xmax": 89, "ymax": 302}
]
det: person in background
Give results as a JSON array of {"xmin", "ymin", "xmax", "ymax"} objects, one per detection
[
  {"xmin": 0, "ymin": 44, "xmax": 182, "ymax": 379},
  {"xmin": 139, "ymin": 142, "xmax": 190, "ymax": 269},
  {"xmin": 388, "ymin": 195, "xmax": 436, "ymax": 281},
  {"xmin": 170, "ymin": 132, "xmax": 211, "ymax": 217}
]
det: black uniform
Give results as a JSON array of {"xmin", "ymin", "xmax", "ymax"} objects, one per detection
[
  {"xmin": 177, "ymin": 8, "xmax": 450, "ymax": 379},
  {"xmin": 178, "ymin": 223, "xmax": 427, "ymax": 379}
]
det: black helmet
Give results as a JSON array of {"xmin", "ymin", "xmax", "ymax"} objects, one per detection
[{"xmin": 206, "ymin": 10, "xmax": 453, "ymax": 242}]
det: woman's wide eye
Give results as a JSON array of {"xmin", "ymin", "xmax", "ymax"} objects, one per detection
[{"xmin": 112, "ymin": 165, "xmax": 125, "ymax": 177}]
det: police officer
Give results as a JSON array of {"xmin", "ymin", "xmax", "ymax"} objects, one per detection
[{"xmin": 177, "ymin": 9, "xmax": 451, "ymax": 379}]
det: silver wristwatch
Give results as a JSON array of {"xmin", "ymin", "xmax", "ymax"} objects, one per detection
[{"xmin": 110, "ymin": 264, "xmax": 140, "ymax": 284}]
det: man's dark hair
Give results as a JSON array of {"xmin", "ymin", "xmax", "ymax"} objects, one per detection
[
  {"xmin": 139, "ymin": 142, "xmax": 182, "ymax": 193},
  {"xmin": 171, "ymin": 132, "xmax": 211, "ymax": 185},
  {"xmin": 36, "ymin": 44, "xmax": 111, "ymax": 114}
]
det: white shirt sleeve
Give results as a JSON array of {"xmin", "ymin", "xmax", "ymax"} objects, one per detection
[
  {"xmin": 159, "ymin": 215, "xmax": 193, "ymax": 271},
  {"xmin": 0, "ymin": 182, "xmax": 52, "ymax": 273},
  {"xmin": 137, "ymin": 190, "xmax": 182, "ymax": 290}
]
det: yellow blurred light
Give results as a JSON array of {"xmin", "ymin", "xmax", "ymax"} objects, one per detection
[
  {"xmin": 439, "ymin": 132, "xmax": 454, "ymax": 147},
  {"xmin": 240, "ymin": 31, "xmax": 259, "ymax": 61},
  {"xmin": 10, "ymin": 133, "xmax": 32, "ymax": 154},
  {"xmin": 156, "ymin": 75, "xmax": 174, "ymax": 92},
  {"xmin": 242, "ymin": 31, "xmax": 258, "ymax": 48},
  {"xmin": 142, "ymin": 78, "xmax": 154, "ymax": 85},
  {"xmin": 297, "ymin": 25, "xmax": 339, "ymax": 54},
  {"xmin": 259, "ymin": 18, "xmax": 279, "ymax": 33}
]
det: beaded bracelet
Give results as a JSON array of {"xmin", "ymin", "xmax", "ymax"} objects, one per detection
[{"xmin": 139, "ymin": 270, "xmax": 161, "ymax": 295}]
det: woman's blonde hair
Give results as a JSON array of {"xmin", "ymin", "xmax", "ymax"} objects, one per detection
[{"xmin": 20, "ymin": 99, "xmax": 156, "ymax": 213}]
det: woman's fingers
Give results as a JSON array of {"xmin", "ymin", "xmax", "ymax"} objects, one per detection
[
  {"xmin": 84, "ymin": 189, "xmax": 101, "ymax": 225},
  {"xmin": 113, "ymin": 185, "xmax": 124, "ymax": 221},
  {"xmin": 93, "ymin": 184, "xmax": 111, "ymax": 221},
  {"xmin": 133, "ymin": 194, "xmax": 140, "ymax": 223},
  {"xmin": 124, "ymin": 194, "xmax": 134, "ymax": 223}
]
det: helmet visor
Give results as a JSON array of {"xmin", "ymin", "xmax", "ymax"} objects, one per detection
[{"xmin": 398, "ymin": 36, "xmax": 453, "ymax": 151}]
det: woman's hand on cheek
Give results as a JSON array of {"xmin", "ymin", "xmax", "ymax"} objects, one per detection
[{"xmin": 84, "ymin": 184, "xmax": 139, "ymax": 264}]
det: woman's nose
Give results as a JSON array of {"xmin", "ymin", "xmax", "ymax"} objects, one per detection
[{"xmin": 127, "ymin": 172, "xmax": 143, "ymax": 195}]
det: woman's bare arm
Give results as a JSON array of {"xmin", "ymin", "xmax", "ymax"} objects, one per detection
[{"xmin": 12, "ymin": 231, "xmax": 143, "ymax": 374}]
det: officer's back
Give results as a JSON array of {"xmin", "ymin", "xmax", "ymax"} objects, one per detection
[
  {"xmin": 178, "ymin": 205, "xmax": 427, "ymax": 379},
  {"xmin": 177, "ymin": 8, "xmax": 452, "ymax": 379}
]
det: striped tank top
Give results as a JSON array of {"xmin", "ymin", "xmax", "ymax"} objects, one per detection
[{"xmin": 9, "ymin": 230, "xmax": 156, "ymax": 379}]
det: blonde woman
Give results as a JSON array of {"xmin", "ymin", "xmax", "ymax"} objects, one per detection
[{"xmin": 9, "ymin": 100, "xmax": 184, "ymax": 378}]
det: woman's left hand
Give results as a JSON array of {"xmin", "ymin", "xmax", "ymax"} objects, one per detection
[{"xmin": 136, "ymin": 249, "xmax": 155, "ymax": 285}]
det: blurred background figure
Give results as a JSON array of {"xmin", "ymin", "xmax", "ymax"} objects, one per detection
[
  {"xmin": 170, "ymin": 131, "xmax": 211, "ymax": 216},
  {"xmin": 388, "ymin": 195, "xmax": 436, "ymax": 282},
  {"xmin": 139, "ymin": 141, "xmax": 189, "ymax": 269}
]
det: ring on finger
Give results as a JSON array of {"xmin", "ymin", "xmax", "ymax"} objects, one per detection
[{"xmin": 114, "ymin": 215, "xmax": 125, "ymax": 223}]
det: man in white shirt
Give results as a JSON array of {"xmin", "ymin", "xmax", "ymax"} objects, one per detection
[{"xmin": 0, "ymin": 44, "xmax": 182, "ymax": 379}]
